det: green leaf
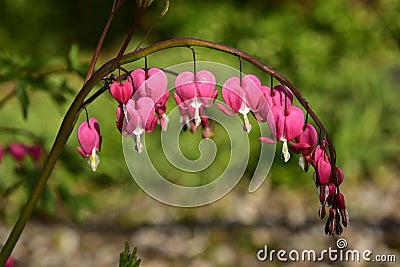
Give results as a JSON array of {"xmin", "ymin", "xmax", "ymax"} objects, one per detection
[
  {"xmin": 119, "ymin": 242, "xmax": 141, "ymax": 267},
  {"xmin": 16, "ymin": 82, "xmax": 30, "ymax": 119}
]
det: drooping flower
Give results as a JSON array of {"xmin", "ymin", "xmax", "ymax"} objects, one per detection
[
  {"xmin": 77, "ymin": 118, "xmax": 102, "ymax": 171},
  {"xmin": 291, "ymin": 124, "xmax": 318, "ymax": 171},
  {"xmin": 218, "ymin": 74, "xmax": 265, "ymax": 133},
  {"xmin": 123, "ymin": 97, "xmax": 156, "ymax": 153},
  {"xmin": 28, "ymin": 145, "xmax": 43, "ymax": 162},
  {"xmin": 27, "ymin": 144, "xmax": 44, "ymax": 168},
  {"xmin": 174, "ymin": 70, "xmax": 217, "ymax": 127},
  {"xmin": 110, "ymin": 81, "xmax": 133, "ymax": 105},
  {"xmin": 131, "ymin": 68, "xmax": 170, "ymax": 130},
  {"xmin": 8, "ymin": 143, "xmax": 28, "ymax": 163},
  {"xmin": 259, "ymin": 105, "xmax": 305, "ymax": 162},
  {"xmin": 324, "ymin": 192, "xmax": 349, "ymax": 236},
  {"xmin": 336, "ymin": 192, "xmax": 349, "ymax": 227}
]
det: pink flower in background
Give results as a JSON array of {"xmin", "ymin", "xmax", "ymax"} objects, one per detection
[
  {"xmin": 8, "ymin": 143, "xmax": 28, "ymax": 163},
  {"xmin": 0, "ymin": 144, "xmax": 4, "ymax": 164},
  {"xmin": 131, "ymin": 68, "xmax": 170, "ymax": 130},
  {"xmin": 218, "ymin": 74, "xmax": 264, "ymax": 133},
  {"xmin": 28, "ymin": 145, "xmax": 43, "ymax": 164},
  {"xmin": 109, "ymin": 81, "xmax": 133, "ymax": 105},
  {"xmin": 174, "ymin": 70, "xmax": 217, "ymax": 127},
  {"xmin": 77, "ymin": 118, "xmax": 102, "ymax": 171},
  {"xmin": 5, "ymin": 256, "xmax": 15, "ymax": 267},
  {"xmin": 124, "ymin": 97, "xmax": 156, "ymax": 153}
]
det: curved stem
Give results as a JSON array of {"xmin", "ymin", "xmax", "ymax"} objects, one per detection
[{"xmin": 0, "ymin": 37, "xmax": 337, "ymax": 264}]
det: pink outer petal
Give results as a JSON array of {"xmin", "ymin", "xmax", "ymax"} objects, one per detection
[
  {"xmin": 295, "ymin": 124, "xmax": 317, "ymax": 155},
  {"xmin": 130, "ymin": 69, "xmax": 146, "ymax": 92},
  {"xmin": 77, "ymin": 122, "xmax": 97, "ymax": 155},
  {"xmin": 196, "ymin": 70, "xmax": 216, "ymax": 100},
  {"xmin": 125, "ymin": 99, "xmax": 140, "ymax": 135},
  {"xmin": 317, "ymin": 156, "xmax": 331, "ymax": 185},
  {"xmin": 268, "ymin": 106, "xmax": 285, "ymax": 141},
  {"xmin": 109, "ymin": 82, "xmax": 133, "ymax": 105},
  {"xmin": 77, "ymin": 146, "xmax": 89, "ymax": 158},
  {"xmin": 258, "ymin": 137, "xmax": 276, "ymax": 144},
  {"xmin": 217, "ymin": 103, "xmax": 237, "ymax": 116},
  {"xmin": 137, "ymin": 97, "xmax": 156, "ymax": 131},
  {"xmin": 146, "ymin": 68, "xmax": 168, "ymax": 100},
  {"xmin": 284, "ymin": 106, "xmax": 305, "ymax": 141},
  {"xmin": 289, "ymin": 142, "xmax": 311, "ymax": 149},
  {"xmin": 116, "ymin": 105, "xmax": 124, "ymax": 133},
  {"xmin": 175, "ymin": 71, "xmax": 196, "ymax": 101},
  {"xmin": 221, "ymin": 77, "xmax": 243, "ymax": 114},
  {"xmin": 135, "ymin": 68, "xmax": 168, "ymax": 101},
  {"xmin": 89, "ymin": 118, "xmax": 101, "ymax": 151},
  {"xmin": 336, "ymin": 167, "xmax": 344, "ymax": 185},
  {"xmin": 242, "ymin": 74, "xmax": 262, "ymax": 110}
]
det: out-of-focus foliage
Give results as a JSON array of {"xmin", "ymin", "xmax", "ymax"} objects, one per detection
[{"xmin": 0, "ymin": 0, "xmax": 399, "ymax": 223}]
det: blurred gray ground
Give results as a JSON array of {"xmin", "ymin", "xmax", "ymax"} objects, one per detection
[{"xmin": 1, "ymin": 171, "xmax": 399, "ymax": 267}]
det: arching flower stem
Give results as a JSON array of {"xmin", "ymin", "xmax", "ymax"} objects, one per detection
[{"xmin": 0, "ymin": 37, "xmax": 337, "ymax": 265}]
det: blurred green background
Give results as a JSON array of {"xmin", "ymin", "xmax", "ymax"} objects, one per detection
[{"xmin": 0, "ymin": 0, "xmax": 399, "ymax": 266}]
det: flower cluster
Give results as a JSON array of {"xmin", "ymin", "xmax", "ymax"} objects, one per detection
[
  {"xmin": 0, "ymin": 142, "xmax": 44, "ymax": 169},
  {"xmin": 77, "ymin": 67, "xmax": 348, "ymax": 235}
]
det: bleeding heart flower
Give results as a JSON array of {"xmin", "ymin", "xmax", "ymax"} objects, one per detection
[
  {"xmin": 131, "ymin": 68, "xmax": 170, "ymax": 130},
  {"xmin": 292, "ymin": 124, "xmax": 318, "ymax": 156},
  {"xmin": 218, "ymin": 75, "xmax": 265, "ymax": 133},
  {"xmin": 28, "ymin": 144, "xmax": 44, "ymax": 166},
  {"xmin": 290, "ymin": 124, "xmax": 318, "ymax": 171},
  {"xmin": 124, "ymin": 97, "xmax": 156, "ymax": 153},
  {"xmin": 8, "ymin": 143, "xmax": 28, "ymax": 162},
  {"xmin": 77, "ymin": 118, "xmax": 102, "ymax": 171},
  {"xmin": 110, "ymin": 81, "xmax": 133, "ymax": 105},
  {"xmin": 174, "ymin": 70, "xmax": 217, "ymax": 127},
  {"xmin": 259, "ymin": 105, "xmax": 305, "ymax": 162}
]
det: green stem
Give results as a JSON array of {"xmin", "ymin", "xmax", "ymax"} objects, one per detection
[{"xmin": 0, "ymin": 37, "xmax": 337, "ymax": 264}]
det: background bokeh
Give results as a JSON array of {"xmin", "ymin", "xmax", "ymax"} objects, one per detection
[{"xmin": 0, "ymin": 0, "xmax": 399, "ymax": 266}]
